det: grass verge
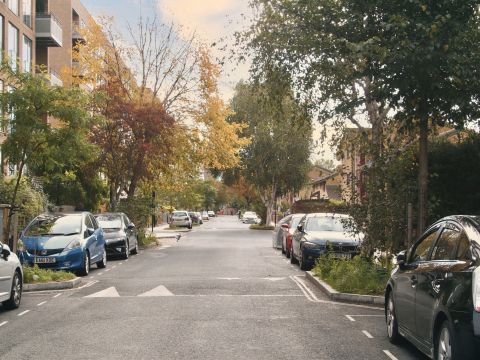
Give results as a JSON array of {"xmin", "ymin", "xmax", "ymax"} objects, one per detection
[
  {"xmin": 249, "ymin": 224, "xmax": 275, "ymax": 230},
  {"xmin": 138, "ymin": 232, "xmax": 157, "ymax": 247},
  {"xmin": 312, "ymin": 255, "xmax": 391, "ymax": 296},
  {"xmin": 23, "ymin": 265, "xmax": 76, "ymax": 284}
]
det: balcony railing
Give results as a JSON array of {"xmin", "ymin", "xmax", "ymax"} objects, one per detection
[
  {"xmin": 72, "ymin": 20, "xmax": 85, "ymax": 42},
  {"xmin": 36, "ymin": 13, "xmax": 63, "ymax": 47},
  {"xmin": 49, "ymin": 70, "xmax": 63, "ymax": 87}
]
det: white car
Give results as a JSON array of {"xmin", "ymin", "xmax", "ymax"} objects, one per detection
[
  {"xmin": 242, "ymin": 211, "xmax": 261, "ymax": 224},
  {"xmin": 201, "ymin": 211, "xmax": 209, "ymax": 221},
  {"xmin": 170, "ymin": 211, "xmax": 192, "ymax": 229},
  {"xmin": 0, "ymin": 242, "xmax": 23, "ymax": 310},
  {"xmin": 207, "ymin": 211, "xmax": 215, "ymax": 218}
]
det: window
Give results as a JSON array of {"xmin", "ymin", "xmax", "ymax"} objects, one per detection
[
  {"xmin": 90, "ymin": 215, "xmax": 99, "ymax": 230},
  {"xmin": 0, "ymin": 16, "xmax": 3, "ymax": 59},
  {"xmin": 410, "ymin": 225, "xmax": 441, "ymax": 263},
  {"xmin": 456, "ymin": 233, "xmax": 471, "ymax": 261},
  {"xmin": 8, "ymin": 0, "xmax": 19, "ymax": 15},
  {"xmin": 22, "ymin": 0, "xmax": 32, "ymax": 27},
  {"xmin": 8, "ymin": 23, "xmax": 19, "ymax": 71},
  {"xmin": 84, "ymin": 215, "xmax": 94, "ymax": 230},
  {"xmin": 431, "ymin": 225, "xmax": 463, "ymax": 261},
  {"xmin": 22, "ymin": 35, "xmax": 31, "ymax": 72}
]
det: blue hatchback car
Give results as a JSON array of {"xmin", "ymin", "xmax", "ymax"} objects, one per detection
[{"xmin": 19, "ymin": 212, "xmax": 106, "ymax": 276}]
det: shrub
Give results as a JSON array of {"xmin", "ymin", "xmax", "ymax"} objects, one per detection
[
  {"xmin": 23, "ymin": 265, "xmax": 76, "ymax": 284},
  {"xmin": 249, "ymin": 224, "xmax": 275, "ymax": 230},
  {"xmin": 138, "ymin": 232, "xmax": 157, "ymax": 247},
  {"xmin": 313, "ymin": 255, "xmax": 391, "ymax": 296}
]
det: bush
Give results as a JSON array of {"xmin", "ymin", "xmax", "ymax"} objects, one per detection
[
  {"xmin": 249, "ymin": 224, "xmax": 275, "ymax": 230},
  {"xmin": 138, "ymin": 232, "xmax": 157, "ymax": 247},
  {"xmin": 312, "ymin": 255, "xmax": 391, "ymax": 296},
  {"xmin": 23, "ymin": 265, "xmax": 76, "ymax": 284}
]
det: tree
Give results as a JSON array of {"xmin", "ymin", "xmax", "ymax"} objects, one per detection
[
  {"xmin": 0, "ymin": 67, "xmax": 95, "ymax": 250},
  {"xmin": 230, "ymin": 72, "xmax": 312, "ymax": 225}
]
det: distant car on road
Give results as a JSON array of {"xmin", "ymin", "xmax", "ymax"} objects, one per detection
[
  {"xmin": 95, "ymin": 213, "xmax": 138, "ymax": 259},
  {"xmin": 170, "ymin": 211, "xmax": 192, "ymax": 229},
  {"xmin": 0, "ymin": 241, "xmax": 23, "ymax": 310},
  {"xmin": 201, "ymin": 211, "xmax": 209, "ymax": 221},
  {"xmin": 242, "ymin": 211, "xmax": 261, "ymax": 224},
  {"xmin": 207, "ymin": 211, "xmax": 216, "ymax": 218},
  {"xmin": 272, "ymin": 217, "xmax": 290, "ymax": 249},
  {"xmin": 282, "ymin": 214, "xmax": 305, "ymax": 258},
  {"xmin": 189, "ymin": 212, "xmax": 203, "ymax": 225},
  {"xmin": 20, "ymin": 212, "xmax": 107, "ymax": 276},
  {"xmin": 291, "ymin": 213, "xmax": 361, "ymax": 270},
  {"xmin": 385, "ymin": 215, "xmax": 480, "ymax": 360}
]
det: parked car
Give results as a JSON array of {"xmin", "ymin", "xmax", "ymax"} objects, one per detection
[
  {"xmin": 0, "ymin": 241, "xmax": 23, "ymax": 310},
  {"xmin": 170, "ymin": 211, "xmax": 192, "ymax": 229},
  {"xmin": 189, "ymin": 212, "xmax": 202, "ymax": 225},
  {"xmin": 242, "ymin": 211, "xmax": 261, "ymax": 224},
  {"xmin": 272, "ymin": 216, "xmax": 290, "ymax": 249},
  {"xmin": 385, "ymin": 215, "xmax": 480, "ymax": 360},
  {"xmin": 95, "ymin": 213, "xmax": 138, "ymax": 260},
  {"xmin": 201, "ymin": 211, "xmax": 209, "ymax": 221},
  {"xmin": 207, "ymin": 210, "xmax": 216, "ymax": 218},
  {"xmin": 282, "ymin": 214, "xmax": 305, "ymax": 258},
  {"xmin": 19, "ymin": 212, "xmax": 106, "ymax": 276},
  {"xmin": 291, "ymin": 213, "xmax": 361, "ymax": 270}
]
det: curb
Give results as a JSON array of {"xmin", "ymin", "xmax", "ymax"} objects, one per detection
[
  {"xmin": 24, "ymin": 277, "xmax": 82, "ymax": 292},
  {"xmin": 305, "ymin": 271, "xmax": 385, "ymax": 307}
]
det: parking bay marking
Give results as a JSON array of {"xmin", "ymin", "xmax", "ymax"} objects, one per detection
[
  {"xmin": 52, "ymin": 293, "xmax": 61, "ymax": 298},
  {"xmin": 362, "ymin": 330, "xmax": 374, "ymax": 339},
  {"xmin": 0, "ymin": 321, "xmax": 7, "ymax": 327},
  {"xmin": 37, "ymin": 301, "xmax": 47, "ymax": 307},
  {"xmin": 383, "ymin": 350, "xmax": 399, "ymax": 360},
  {"xmin": 18, "ymin": 310, "xmax": 30, "ymax": 317},
  {"xmin": 346, "ymin": 314, "xmax": 384, "ymax": 322}
]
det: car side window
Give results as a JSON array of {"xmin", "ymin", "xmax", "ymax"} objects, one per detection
[
  {"xmin": 410, "ymin": 225, "xmax": 441, "ymax": 263},
  {"xmin": 431, "ymin": 224, "xmax": 463, "ymax": 261},
  {"xmin": 85, "ymin": 215, "xmax": 94, "ymax": 230},
  {"xmin": 123, "ymin": 215, "xmax": 130, "ymax": 227},
  {"xmin": 90, "ymin": 215, "xmax": 99, "ymax": 230},
  {"xmin": 455, "ymin": 232, "xmax": 471, "ymax": 261}
]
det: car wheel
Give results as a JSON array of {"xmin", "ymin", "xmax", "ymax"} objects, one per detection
[
  {"xmin": 131, "ymin": 239, "xmax": 138, "ymax": 255},
  {"xmin": 299, "ymin": 252, "xmax": 309, "ymax": 271},
  {"xmin": 281, "ymin": 241, "xmax": 285, "ymax": 254},
  {"xmin": 286, "ymin": 245, "xmax": 291, "ymax": 259},
  {"xmin": 79, "ymin": 251, "xmax": 90, "ymax": 276},
  {"xmin": 386, "ymin": 292, "xmax": 402, "ymax": 344},
  {"xmin": 97, "ymin": 248, "xmax": 107, "ymax": 268},
  {"xmin": 122, "ymin": 241, "xmax": 129, "ymax": 260},
  {"xmin": 2, "ymin": 271, "xmax": 22, "ymax": 310},
  {"xmin": 435, "ymin": 320, "xmax": 457, "ymax": 360},
  {"xmin": 290, "ymin": 248, "xmax": 298, "ymax": 264}
]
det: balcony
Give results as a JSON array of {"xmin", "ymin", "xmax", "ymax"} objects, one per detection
[
  {"xmin": 36, "ymin": 13, "xmax": 63, "ymax": 47},
  {"xmin": 72, "ymin": 21, "xmax": 85, "ymax": 43},
  {"xmin": 49, "ymin": 70, "xmax": 63, "ymax": 87}
]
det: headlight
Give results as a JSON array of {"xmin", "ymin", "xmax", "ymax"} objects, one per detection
[
  {"xmin": 64, "ymin": 239, "xmax": 82, "ymax": 251},
  {"xmin": 303, "ymin": 241, "xmax": 324, "ymax": 250}
]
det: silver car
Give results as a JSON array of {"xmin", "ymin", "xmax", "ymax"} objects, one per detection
[
  {"xmin": 0, "ymin": 242, "xmax": 23, "ymax": 310},
  {"xmin": 170, "ymin": 211, "xmax": 192, "ymax": 229}
]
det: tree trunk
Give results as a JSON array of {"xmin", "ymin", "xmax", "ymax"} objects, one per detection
[
  {"xmin": 109, "ymin": 181, "xmax": 117, "ymax": 211},
  {"xmin": 261, "ymin": 183, "xmax": 276, "ymax": 226},
  {"xmin": 6, "ymin": 152, "xmax": 27, "ymax": 252},
  {"xmin": 417, "ymin": 116, "xmax": 429, "ymax": 233}
]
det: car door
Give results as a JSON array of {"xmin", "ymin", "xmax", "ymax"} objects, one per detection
[
  {"xmin": 123, "ymin": 214, "xmax": 135, "ymax": 250},
  {"xmin": 292, "ymin": 216, "xmax": 307, "ymax": 258},
  {"xmin": 0, "ymin": 242, "xmax": 13, "ymax": 299},
  {"xmin": 395, "ymin": 223, "xmax": 442, "ymax": 337},
  {"xmin": 84, "ymin": 215, "xmax": 98, "ymax": 261},
  {"xmin": 415, "ymin": 221, "xmax": 471, "ymax": 344},
  {"xmin": 91, "ymin": 214, "xmax": 104, "ymax": 258}
]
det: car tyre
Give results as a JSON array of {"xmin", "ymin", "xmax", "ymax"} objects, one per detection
[
  {"xmin": 281, "ymin": 242, "xmax": 285, "ymax": 254},
  {"xmin": 130, "ymin": 239, "xmax": 138, "ymax": 255},
  {"xmin": 290, "ymin": 248, "xmax": 298, "ymax": 264},
  {"xmin": 435, "ymin": 320, "xmax": 457, "ymax": 360},
  {"xmin": 79, "ymin": 251, "xmax": 90, "ymax": 276},
  {"xmin": 2, "ymin": 271, "xmax": 22, "ymax": 310},
  {"xmin": 97, "ymin": 248, "xmax": 107, "ymax": 268},
  {"xmin": 122, "ymin": 241, "xmax": 129, "ymax": 260},
  {"xmin": 386, "ymin": 292, "xmax": 402, "ymax": 344},
  {"xmin": 299, "ymin": 251, "xmax": 309, "ymax": 271}
]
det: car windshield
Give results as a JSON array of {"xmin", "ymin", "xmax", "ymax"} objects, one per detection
[
  {"xmin": 96, "ymin": 215, "xmax": 122, "ymax": 229},
  {"xmin": 25, "ymin": 215, "xmax": 82, "ymax": 236},
  {"xmin": 305, "ymin": 216, "xmax": 347, "ymax": 232},
  {"xmin": 291, "ymin": 217, "xmax": 302, "ymax": 229},
  {"xmin": 173, "ymin": 212, "xmax": 187, "ymax": 217},
  {"xmin": 244, "ymin": 212, "xmax": 256, "ymax": 217}
]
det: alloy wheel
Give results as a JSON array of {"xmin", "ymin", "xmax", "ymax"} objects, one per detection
[
  {"xmin": 84, "ymin": 252, "xmax": 90, "ymax": 275},
  {"xmin": 437, "ymin": 326, "xmax": 452, "ymax": 360},
  {"xmin": 387, "ymin": 297, "xmax": 395, "ymax": 338},
  {"xmin": 12, "ymin": 273, "xmax": 22, "ymax": 306}
]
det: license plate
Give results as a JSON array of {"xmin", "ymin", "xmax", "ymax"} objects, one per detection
[
  {"xmin": 332, "ymin": 253, "xmax": 351, "ymax": 259},
  {"xmin": 35, "ymin": 257, "xmax": 56, "ymax": 264}
]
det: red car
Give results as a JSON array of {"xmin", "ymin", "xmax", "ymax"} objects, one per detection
[{"xmin": 281, "ymin": 214, "xmax": 305, "ymax": 258}]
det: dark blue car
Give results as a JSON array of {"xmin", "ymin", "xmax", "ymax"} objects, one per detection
[{"xmin": 20, "ymin": 212, "xmax": 106, "ymax": 276}]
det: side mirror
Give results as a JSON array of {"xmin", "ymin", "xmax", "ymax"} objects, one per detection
[
  {"xmin": 281, "ymin": 224, "xmax": 289, "ymax": 229},
  {"xmin": 396, "ymin": 251, "xmax": 407, "ymax": 268},
  {"xmin": 127, "ymin": 224, "xmax": 135, "ymax": 230},
  {"xmin": 297, "ymin": 224, "xmax": 304, "ymax": 233},
  {"xmin": 1, "ymin": 243, "xmax": 11, "ymax": 258},
  {"xmin": 85, "ymin": 228, "xmax": 95, "ymax": 238}
]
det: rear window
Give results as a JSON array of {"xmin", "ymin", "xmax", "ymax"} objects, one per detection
[
  {"xmin": 26, "ymin": 215, "xmax": 82, "ymax": 236},
  {"xmin": 96, "ymin": 214, "xmax": 122, "ymax": 229},
  {"xmin": 291, "ymin": 217, "xmax": 302, "ymax": 229},
  {"xmin": 173, "ymin": 212, "xmax": 187, "ymax": 217}
]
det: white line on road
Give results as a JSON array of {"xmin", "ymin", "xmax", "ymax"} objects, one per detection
[
  {"xmin": 37, "ymin": 301, "xmax": 47, "ymax": 307},
  {"xmin": 76, "ymin": 280, "xmax": 98, "ymax": 290},
  {"xmin": 218, "ymin": 277, "xmax": 241, "ymax": 280},
  {"xmin": 112, "ymin": 266, "xmax": 117, "ymax": 269},
  {"xmin": 346, "ymin": 315, "xmax": 355, "ymax": 322},
  {"xmin": 118, "ymin": 262, "xmax": 123, "ymax": 265},
  {"xmin": 362, "ymin": 330, "xmax": 374, "ymax": 338},
  {"xmin": 105, "ymin": 269, "xmax": 111, "ymax": 272},
  {"xmin": 290, "ymin": 276, "xmax": 314, "ymax": 302},
  {"xmin": 18, "ymin": 310, "xmax": 30, "ymax": 317},
  {"xmin": 383, "ymin": 350, "xmax": 399, "ymax": 360},
  {"xmin": 0, "ymin": 321, "xmax": 7, "ymax": 327},
  {"xmin": 52, "ymin": 293, "xmax": 61, "ymax": 298}
]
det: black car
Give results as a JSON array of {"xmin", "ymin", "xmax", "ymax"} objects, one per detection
[
  {"xmin": 385, "ymin": 215, "xmax": 480, "ymax": 360},
  {"xmin": 95, "ymin": 213, "xmax": 139, "ymax": 259},
  {"xmin": 291, "ymin": 213, "xmax": 362, "ymax": 270},
  {"xmin": 188, "ymin": 212, "xmax": 203, "ymax": 225}
]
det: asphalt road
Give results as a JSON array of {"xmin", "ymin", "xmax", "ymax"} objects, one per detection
[{"xmin": 0, "ymin": 216, "xmax": 427, "ymax": 360}]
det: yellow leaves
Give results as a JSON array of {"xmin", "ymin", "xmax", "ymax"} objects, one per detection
[{"xmin": 421, "ymin": 4, "xmax": 427, "ymax": 12}]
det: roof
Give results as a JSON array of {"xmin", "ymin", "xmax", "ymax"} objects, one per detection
[
  {"xmin": 311, "ymin": 172, "xmax": 340, "ymax": 185},
  {"xmin": 304, "ymin": 212, "xmax": 350, "ymax": 218}
]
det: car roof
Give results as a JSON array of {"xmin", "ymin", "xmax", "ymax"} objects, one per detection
[
  {"xmin": 304, "ymin": 212, "xmax": 350, "ymax": 218},
  {"xmin": 95, "ymin": 212, "xmax": 124, "ymax": 216}
]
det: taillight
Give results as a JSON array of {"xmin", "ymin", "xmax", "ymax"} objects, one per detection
[
  {"xmin": 474, "ymin": 267, "xmax": 480, "ymax": 312},
  {"xmin": 184, "ymin": 217, "xmax": 189, "ymax": 220}
]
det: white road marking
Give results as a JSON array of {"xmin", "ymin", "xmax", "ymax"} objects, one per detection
[
  {"xmin": 138, "ymin": 285, "xmax": 174, "ymax": 297},
  {"xmin": 118, "ymin": 262, "xmax": 123, "ymax": 265},
  {"xmin": 112, "ymin": 266, "xmax": 117, "ymax": 269},
  {"xmin": 85, "ymin": 287, "xmax": 120, "ymax": 298},
  {"xmin": 362, "ymin": 330, "xmax": 374, "ymax": 339},
  {"xmin": 98, "ymin": 272, "xmax": 103, "ymax": 276},
  {"xmin": 346, "ymin": 315, "xmax": 355, "ymax": 322},
  {"xmin": 77, "ymin": 280, "xmax": 98, "ymax": 290},
  {"xmin": 105, "ymin": 269, "xmax": 111, "ymax": 272},
  {"xmin": 218, "ymin": 277, "xmax": 241, "ymax": 280},
  {"xmin": 52, "ymin": 293, "xmax": 61, "ymax": 298},
  {"xmin": 37, "ymin": 301, "xmax": 47, "ymax": 307},
  {"xmin": 383, "ymin": 350, "xmax": 399, "ymax": 360},
  {"xmin": 18, "ymin": 310, "xmax": 30, "ymax": 316},
  {"xmin": 0, "ymin": 321, "xmax": 8, "ymax": 327},
  {"xmin": 262, "ymin": 277, "xmax": 286, "ymax": 282}
]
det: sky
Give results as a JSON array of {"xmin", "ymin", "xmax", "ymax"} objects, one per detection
[{"xmin": 80, "ymin": 0, "xmax": 335, "ymax": 163}]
